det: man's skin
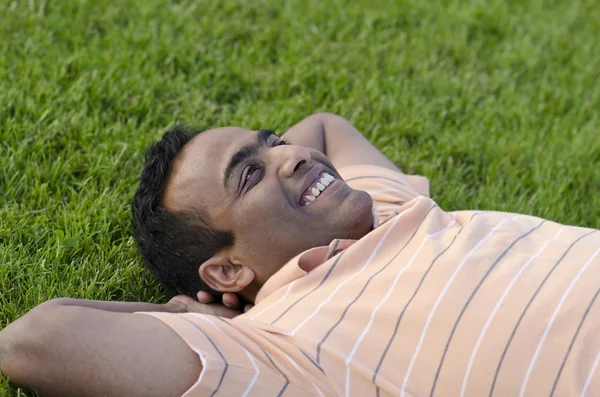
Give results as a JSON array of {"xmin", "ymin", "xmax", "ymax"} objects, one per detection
[{"xmin": 0, "ymin": 113, "xmax": 400, "ymax": 397}]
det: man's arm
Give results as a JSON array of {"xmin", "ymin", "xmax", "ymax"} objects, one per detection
[
  {"xmin": 282, "ymin": 113, "xmax": 401, "ymax": 172},
  {"xmin": 45, "ymin": 295, "xmax": 241, "ymax": 317},
  {"xmin": 43, "ymin": 297, "xmax": 184, "ymax": 313},
  {"xmin": 0, "ymin": 300, "xmax": 201, "ymax": 397}
]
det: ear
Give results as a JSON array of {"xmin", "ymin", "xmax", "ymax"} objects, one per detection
[{"xmin": 199, "ymin": 251, "xmax": 255, "ymax": 293}]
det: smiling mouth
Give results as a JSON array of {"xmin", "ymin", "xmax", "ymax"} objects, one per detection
[{"xmin": 299, "ymin": 172, "xmax": 336, "ymax": 206}]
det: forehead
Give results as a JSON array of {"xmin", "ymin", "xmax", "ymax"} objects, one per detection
[{"xmin": 162, "ymin": 126, "xmax": 255, "ymax": 211}]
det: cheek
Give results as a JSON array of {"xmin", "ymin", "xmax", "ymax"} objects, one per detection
[
  {"xmin": 231, "ymin": 189, "xmax": 301, "ymax": 252},
  {"xmin": 232, "ymin": 188, "xmax": 293, "ymax": 232}
]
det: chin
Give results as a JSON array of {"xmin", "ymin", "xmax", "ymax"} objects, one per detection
[{"xmin": 339, "ymin": 190, "xmax": 374, "ymax": 239}]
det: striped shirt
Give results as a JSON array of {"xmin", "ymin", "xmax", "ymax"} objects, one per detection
[{"xmin": 141, "ymin": 164, "xmax": 600, "ymax": 397}]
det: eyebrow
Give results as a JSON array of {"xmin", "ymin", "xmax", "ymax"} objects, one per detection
[{"xmin": 223, "ymin": 129, "xmax": 275, "ymax": 190}]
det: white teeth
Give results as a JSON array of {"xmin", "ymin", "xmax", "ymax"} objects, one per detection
[{"xmin": 303, "ymin": 173, "xmax": 336, "ymax": 207}]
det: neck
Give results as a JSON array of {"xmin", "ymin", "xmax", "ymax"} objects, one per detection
[{"xmin": 239, "ymin": 281, "xmax": 261, "ymax": 304}]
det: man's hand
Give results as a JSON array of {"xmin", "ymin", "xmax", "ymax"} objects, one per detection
[
  {"xmin": 196, "ymin": 291, "xmax": 254, "ymax": 314},
  {"xmin": 168, "ymin": 294, "xmax": 250, "ymax": 319}
]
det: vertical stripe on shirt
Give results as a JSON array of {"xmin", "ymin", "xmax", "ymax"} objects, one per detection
[
  {"xmin": 372, "ymin": 217, "xmax": 475, "ymax": 390},
  {"xmin": 290, "ymin": 213, "xmax": 405, "ymax": 336},
  {"xmin": 399, "ymin": 215, "xmax": 522, "ymax": 397},
  {"xmin": 489, "ymin": 230, "xmax": 597, "ymax": 397},
  {"xmin": 519, "ymin": 247, "xmax": 600, "ymax": 397},
  {"xmin": 316, "ymin": 205, "xmax": 438, "ymax": 363},
  {"xmin": 581, "ymin": 347, "xmax": 600, "ymax": 397},
  {"xmin": 551, "ymin": 285, "xmax": 600, "ymax": 397},
  {"xmin": 342, "ymin": 212, "xmax": 452, "ymax": 397},
  {"xmin": 459, "ymin": 226, "xmax": 564, "ymax": 397},
  {"xmin": 429, "ymin": 219, "xmax": 546, "ymax": 397}
]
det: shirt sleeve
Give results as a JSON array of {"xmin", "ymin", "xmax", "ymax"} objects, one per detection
[
  {"xmin": 338, "ymin": 165, "xmax": 430, "ymax": 227},
  {"xmin": 137, "ymin": 312, "xmax": 334, "ymax": 397}
]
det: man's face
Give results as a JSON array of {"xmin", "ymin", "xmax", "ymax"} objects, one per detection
[{"xmin": 163, "ymin": 127, "xmax": 373, "ymax": 288}]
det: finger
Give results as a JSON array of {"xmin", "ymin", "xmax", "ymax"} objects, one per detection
[
  {"xmin": 167, "ymin": 295, "xmax": 198, "ymax": 313},
  {"xmin": 186, "ymin": 300, "xmax": 225, "ymax": 316},
  {"xmin": 222, "ymin": 293, "xmax": 241, "ymax": 309},
  {"xmin": 197, "ymin": 291, "xmax": 214, "ymax": 303},
  {"xmin": 213, "ymin": 306, "xmax": 243, "ymax": 319}
]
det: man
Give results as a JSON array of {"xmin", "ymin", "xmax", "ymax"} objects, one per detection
[{"xmin": 1, "ymin": 113, "xmax": 599, "ymax": 397}]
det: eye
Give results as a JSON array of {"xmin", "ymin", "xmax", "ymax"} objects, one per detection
[
  {"xmin": 245, "ymin": 166, "xmax": 257, "ymax": 182},
  {"xmin": 241, "ymin": 164, "xmax": 260, "ymax": 190}
]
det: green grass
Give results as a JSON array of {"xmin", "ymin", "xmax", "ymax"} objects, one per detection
[{"xmin": 1, "ymin": 0, "xmax": 599, "ymax": 394}]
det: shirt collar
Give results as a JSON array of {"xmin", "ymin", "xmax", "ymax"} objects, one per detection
[
  {"xmin": 255, "ymin": 203, "xmax": 378, "ymax": 304},
  {"xmin": 255, "ymin": 238, "xmax": 358, "ymax": 304}
]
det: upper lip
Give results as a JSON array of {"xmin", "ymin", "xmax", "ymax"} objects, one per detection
[{"xmin": 298, "ymin": 165, "xmax": 330, "ymax": 205}]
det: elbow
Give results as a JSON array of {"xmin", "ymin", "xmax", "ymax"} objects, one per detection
[
  {"xmin": 0, "ymin": 299, "xmax": 71, "ymax": 376},
  {"xmin": 0, "ymin": 329, "xmax": 8, "ymax": 378},
  {"xmin": 0, "ymin": 338, "xmax": 23, "ymax": 385},
  {"xmin": 0, "ymin": 316, "xmax": 26, "ymax": 382},
  {"xmin": 0, "ymin": 304, "xmax": 56, "ymax": 384}
]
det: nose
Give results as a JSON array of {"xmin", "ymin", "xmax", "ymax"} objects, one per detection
[{"xmin": 270, "ymin": 144, "xmax": 311, "ymax": 178}]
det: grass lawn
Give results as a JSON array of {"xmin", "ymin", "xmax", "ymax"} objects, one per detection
[{"xmin": 1, "ymin": 0, "xmax": 599, "ymax": 394}]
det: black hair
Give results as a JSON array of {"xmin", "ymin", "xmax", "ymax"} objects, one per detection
[{"xmin": 131, "ymin": 126, "xmax": 234, "ymax": 298}]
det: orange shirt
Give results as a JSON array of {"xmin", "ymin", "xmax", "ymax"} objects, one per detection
[{"xmin": 141, "ymin": 165, "xmax": 600, "ymax": 397}]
